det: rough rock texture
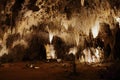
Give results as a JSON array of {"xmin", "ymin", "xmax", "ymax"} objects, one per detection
[{"xmin": 0, "ymin": 0, "xmax": 120, "ymax": 61}]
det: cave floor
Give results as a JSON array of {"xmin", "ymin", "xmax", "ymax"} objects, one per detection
[{"xmin": 0, "ymin": 61, "xmax": 118, "ymax": 80}]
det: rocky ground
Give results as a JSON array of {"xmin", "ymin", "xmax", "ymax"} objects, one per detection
[{"xmin": 0, "ymin": 61, "xmax": 119, "ymax": 80}]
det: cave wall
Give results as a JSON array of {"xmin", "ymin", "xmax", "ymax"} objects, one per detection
[{"xmin": 0, "ymin": 0, "xmax": 120, "ymax": 62}]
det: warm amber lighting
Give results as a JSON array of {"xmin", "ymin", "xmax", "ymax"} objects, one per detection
[
  {"xmin": 45, "ymin": 44, "xmax": 56, "ymax": 59},
  {"xmin": 79, "ymin": 47, "xmax": 103, "ymax": 63},
  {"xmin": 49, "ymin": 32, "xmax": 54, "ymax": 44},
  {"xmin": 91, "ymin": 21, "xmax": 100, "ymax": 38},
  {"xmin": 68, "ymin": 47, "xmax": 77, "ymax": 55}
]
